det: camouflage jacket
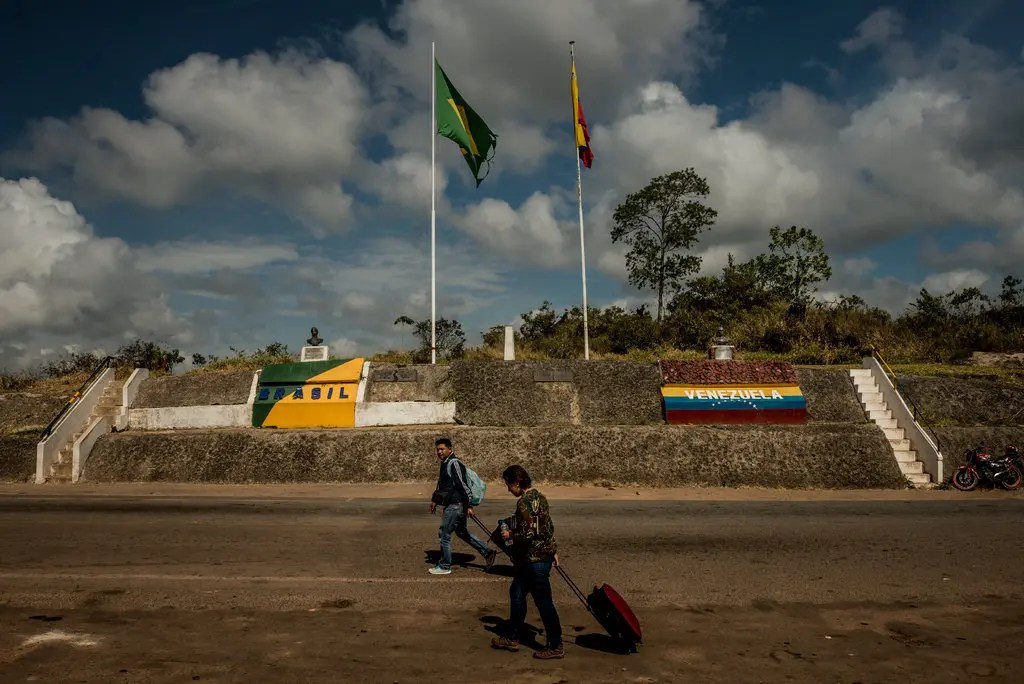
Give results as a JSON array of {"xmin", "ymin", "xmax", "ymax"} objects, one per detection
[{"xmin": 501, "ymin": 488, "xmax": 557, "ymax": 564}]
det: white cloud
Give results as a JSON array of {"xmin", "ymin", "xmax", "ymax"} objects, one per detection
[
  {"xmin": 840, "ymin": 257, "xmax": 878, "ymax": 278},
  {"xmin": 921, "ymin": 269, "xmax": 990, "ymax": 294},
  {"xmin": 136, "ymin": 240, "xmax": 299, "ymax": 274},
  {"xmin": 6, "ymin": 50, "xmax": 367, "ymax": 234},
  {"xmin": 841, "ymin": 8, "xmax": 904, "ymax": 54},
  {"xmin": 5, "ymin": 2, "xmax": 1024, "ymax": 354},
  {"xmin": 360, "ymin": 152, "xmax": 448, "ymax": 214},
  {"xmin": 453, "ymin": 192, "xmax": 573, "ymax": 267},
  {"xmin": 327, "ymin": 336, "xmax": 359, "ymax": 357},
  {"xmin": 0, "ymin": 177, "xmax": 188, "ymax": 369},
  {"xmin": 347, "ymin": 0, "xmax": 712, "ymax": 173}
]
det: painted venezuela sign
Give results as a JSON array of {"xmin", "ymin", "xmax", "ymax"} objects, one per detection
[
  {"xmin": 253, "ymin": 358, "xmax": 364, "ymax": 428},
  {"xmin": 659, "ymin": 360, "xmax": 807, "ymax": 425}
]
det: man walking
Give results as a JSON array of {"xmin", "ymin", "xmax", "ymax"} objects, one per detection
[{"xmin": 428, "ymin": 437, "xmax": 497, "ymax": 575}]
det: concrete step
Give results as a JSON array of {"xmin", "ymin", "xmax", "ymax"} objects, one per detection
[
  {"xmin": 894, "ymin": 450, "xmax": 918, "ymax": 463},
  {"xmin": 898, "ymin": 461, "xmax": 924, "ymax": 474},
  {"xmin": 883, "ymin": 427, "xmax": 905, "ymax": 440},
  {"xmin": 50, "ymin": 461, "xmax": 72, "ymax": 479},
  {"xmin": 864, "ymin": 401, "xmax": 887, "ymax": 412},
  {"xmin": 852, "ymin": 378, "xmax": 877, "ymax": 390},
  {"xmin": 889, "ymin": 438, "xmax": 911, "ymax": 451},
  {"xmin": 849, "ymin": 369, "xmax": 873, "ymax": 378},
  {"xmin": 868, "ymin": 409, "xmax": 892, "ymax": 421},
  {"xmin": 906, "ymin": 472, "xmax": 931, "ymax": 485},
  {"xmin": 859, "ymin": 391, "xmax": 883, "ymax": 403},
  {"xmin": 875, "ymin": 417, "xmax": 898, "ymax": 429}
]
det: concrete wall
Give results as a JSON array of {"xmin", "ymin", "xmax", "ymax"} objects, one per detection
[
  {"xmin": 795, "ymin": 369, "xmax": 866, "ymax": 423},
  {"xmin": 84, "ymin": 423, "xmax": 906, "ymax": 489},
  {"xmin": 128, "ymin": 405, "xmax": 251, "ymax": 430},
  {"xmin": 931, "ymin": 427, "xmax": 1024, "ymax": 479},
  {"xmin": 134, "ymin": 370, "xmax": 255, "ymax": 408},
  {"xmin": 364, "ymin": 364, "xmax": 451, "ymax": 402},
  {"xmin": 0, "ymin": 392, "xmax": 67, "ymax": 435},
  {"xmin": 864, "ymin": 357, "xmax": 944, "ymax": 482},
  {"xmin": 0, "ymin": 435, "xmax": 36, "ymax": 482},
  {"xmin": 35, "ymin": 367, "xmax": 113, "ymax": 483},
  {"xmin": 355, "ymin": 402, "xmax": 456, "ymax": 427},
  {"xmin": 452, "ymin": 360, "xmax": 663, "ymax": 426},
  {"xmin": 895, "ymin": 375, "xmax": 1024, "ymax": 426}
]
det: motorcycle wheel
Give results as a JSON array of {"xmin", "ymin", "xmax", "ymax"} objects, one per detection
[
  {"xmin": 951, "ymin": 467, "xmax": 979, "ymax": 491},
  {"xmin": 1000, "ymin": 465, "xmax": 1023, "ymax": 491}
]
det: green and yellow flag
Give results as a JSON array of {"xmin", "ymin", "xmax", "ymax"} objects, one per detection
[{"xmin": 435, "ymin": 59, "xmax": 497, "ymax": 186}]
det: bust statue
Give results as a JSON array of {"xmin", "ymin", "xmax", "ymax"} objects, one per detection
[
  {"xmin": 710, "ymin": 325, "xmax": 734, "ymax": 360},
  {"xmin": 306, "ymin": 326, "xmax": 323, "ymax": 346},
  {"xmin": 714, "ymin": 326, "xmax": 730, "ymax": 346}
]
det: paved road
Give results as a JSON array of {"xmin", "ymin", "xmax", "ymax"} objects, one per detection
[{"xmin": 1, "ymin": 490, "xmax": 1023, "ymax": 682}]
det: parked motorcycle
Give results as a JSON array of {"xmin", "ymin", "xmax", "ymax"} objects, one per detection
[{"xmin": 951, "ymin": 446, "xmax": 1023, "ymax": 491}]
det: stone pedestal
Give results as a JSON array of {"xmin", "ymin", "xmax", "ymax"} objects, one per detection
[
  {"xmin": 711, "ymin": 344, "xmax": 734, "ymax": 360},
  {"xmin": 503, "ymin": 325, "xmax": 515, "ymax": 361},
  {"xmin": 300, "ymin": 346, "xmax": 329, "ymax": 362}
]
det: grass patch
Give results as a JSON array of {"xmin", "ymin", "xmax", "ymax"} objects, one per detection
[
  {"xmin": 191, "ymin": 354, "xmax": 294, "ymax": 374},
  {"xmin": 891, "ymin": 363, "xmax": 1024, "ymax": 386}
]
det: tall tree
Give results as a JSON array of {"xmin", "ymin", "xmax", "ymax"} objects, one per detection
[
  {"xmin": 395, "ymin": 316, "xmax": 466, "ymax": 361},
  {"xmin": 755, "ymin": 226, "xmax": 832, "ymax": 309},
  {"xmin": 611, "ymin": 168, "xmax": 717, "ymax": 322}
]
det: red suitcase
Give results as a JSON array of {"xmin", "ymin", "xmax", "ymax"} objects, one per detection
[
  {"xmin": 557, "ymin": 566, "xmax": 643, "ymax": 653},
  {"xmin": 472, "ymin": 514, "xmax": 642, "ymax": 653}
]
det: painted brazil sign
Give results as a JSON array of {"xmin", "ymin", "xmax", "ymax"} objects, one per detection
[
  {"xmin": 660, "ymin": 360, "xmax": 807, "ymax": 425},
  {"xmin": 253, "ymin": 358, "xmax": 364, "ymax": 428}
]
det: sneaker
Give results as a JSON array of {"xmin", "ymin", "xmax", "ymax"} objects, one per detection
[
  {"xmin": 533, "ymin": 646, "xmax": 564, "ymax": 660},
  {"xmin": 428, "ymin": 565, "xmax": 452, "ymax": 575},
  {"xmin": 484, "ymin": 549, "xmax": 498, "ymax": 572},
  {"xmin": 490, "ymin": 637, "xmax": 520, "ymax": 652}
]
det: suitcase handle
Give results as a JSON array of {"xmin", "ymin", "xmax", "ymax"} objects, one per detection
[{"xmin": 469, "ymin": 513, "xmax": 592, "ymax": 611}]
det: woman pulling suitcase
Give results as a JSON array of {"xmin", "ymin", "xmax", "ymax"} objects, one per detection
[{"xmin": 489, "ymin": 464, "xmax": 565, "ymax": 660}]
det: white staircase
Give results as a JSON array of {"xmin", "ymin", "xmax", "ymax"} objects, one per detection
[
  {"xmin": 47, "ymin": 380, "xmax": 123, "ymax": 483},
  {"xmin": 849, "ymin": 369, "xmax": 931, "ymax": 486}
]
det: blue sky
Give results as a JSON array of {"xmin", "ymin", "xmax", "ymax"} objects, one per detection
[{"xmin": 1, "ymin": 0, "xmax": 1023, "ymax": 369}]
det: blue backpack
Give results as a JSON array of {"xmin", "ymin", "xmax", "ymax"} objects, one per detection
[{"xmin": 448, "ymin": 459, "xmax": 487, "ymax": 506}]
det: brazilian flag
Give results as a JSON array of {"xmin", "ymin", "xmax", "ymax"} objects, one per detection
[{"xmin": 435, "ymin": 59, "xmax": 497, "ymax": 186}]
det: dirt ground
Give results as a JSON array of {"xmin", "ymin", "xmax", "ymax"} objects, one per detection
[
  {"xmin": 1, "ymin": 599, "xmax": 1020, "ymax": 683},
  {"xmin": 1, "ymin": 487, "xmax": 1022, "ymax": 682}
]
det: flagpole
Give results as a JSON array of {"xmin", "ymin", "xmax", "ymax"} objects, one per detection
[
  {"xmin": 570, "ymin": 41, "xmax": 590, "ymax": 361},
  {"xmin": 430, "ymin": 41, "xmax": 437, "ymax": 365}
]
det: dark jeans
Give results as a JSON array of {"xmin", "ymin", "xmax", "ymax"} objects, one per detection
[{"xmin": 507, "ymin": 559, "xmax": 562, "ymax": 649}]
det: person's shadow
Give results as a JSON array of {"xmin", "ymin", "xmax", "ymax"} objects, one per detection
[
  {"xmin": 479, "ymin": 615, "xmax": 544, "ymax": 650},
  {"xmin": 479, "ymin": 617, "xmax": 632, "ymax": 654},
  {"xmin": 572, "ymin": 632, "xmax": 634, "ymax": 654},
  {"xmin": 423, "ymin": 549, "xmax": 475, "ymax": 567},
  {"xmin": 422, "ymin": 549, "xmax": 515, "ymax": 576}
]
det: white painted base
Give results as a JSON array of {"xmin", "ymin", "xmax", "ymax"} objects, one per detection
[
  {"xmin": 354, "ymin": 402, "xmax": 456, "ymax": 427},
  {"xmin": 300, "ymin": 346, "xmax": 329, "ymax": 362},
  {"xmin": 128, "ymin": 405, "xmax": 250, "ymax": 430}
]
